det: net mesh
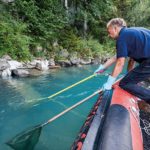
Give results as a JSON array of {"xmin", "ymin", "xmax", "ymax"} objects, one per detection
[
  {"xmin": 140, "ymin": 110, "xmax": 150, "ymax": 150},
  {"xmin": 6, "ymin": 125, "xmax": 42, "ymax": 150}
]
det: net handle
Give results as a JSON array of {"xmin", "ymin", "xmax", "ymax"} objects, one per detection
[
  {"xmin": 48, "ymin": 74, "xmax": 96, "ymax": 99},
  {"xmin": 45, "ymin": 90, "xmax": 102, "ymax": 125},
  {"xmin": 42, "ymin": 77, "xmax": 122, "ymax": 126}
]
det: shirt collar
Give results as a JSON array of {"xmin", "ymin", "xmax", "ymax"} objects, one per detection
[{"xmin": 119, "ymin": 27, "xmax": 126, "ymax": 36}]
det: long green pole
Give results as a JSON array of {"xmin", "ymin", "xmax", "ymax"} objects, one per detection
[
  {"xmin": 27, "ymin": 74, "xmax": 96, "ymax": 103},
  {"xmin": 48, "ymin": 74, "xmax": 96, "ymax": 99}
]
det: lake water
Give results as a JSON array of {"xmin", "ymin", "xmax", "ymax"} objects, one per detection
[{"xmin": 0, "ymin": 65, "xmax": 125, "ymax": 150}]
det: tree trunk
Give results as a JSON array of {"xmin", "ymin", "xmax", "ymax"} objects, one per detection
[
  {"xmin": 64, "ymin": 0, "xmax": 69, "ymax": 15},
  {"xmin": 83, "ymin": 0, "xmax": 88, "ymax": 38},
  {"xmin": 83, "ymin": 13, "xmax": 88, "ymax": 38}
]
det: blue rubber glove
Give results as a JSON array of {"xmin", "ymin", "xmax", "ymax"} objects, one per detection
[
  {"xmin": 103, "ymin": 75, "xmax": 116, "ymax": 90},
  {"xmin": 94, "ymin": 64, "xmax": 105, "ymax": 75}
]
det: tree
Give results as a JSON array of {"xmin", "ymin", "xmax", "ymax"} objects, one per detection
[{"xmin": 0, "ymin": 2, "xmax": 31, "ymax": 60}]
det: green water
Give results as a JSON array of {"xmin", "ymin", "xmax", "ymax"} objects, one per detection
[{"xmin": 0, "ymin": 65, "xmax": 125, "ymax": 150}]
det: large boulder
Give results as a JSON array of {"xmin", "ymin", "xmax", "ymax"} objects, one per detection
[
  {"xmin": 70, "ymin": 57, "xmax": 81, "ymax": 65},
  {"xmin": 0, "ymin": 59, "xmax": 10, "ymax": 71},
  {"xmin": 69, "ymin": 52, "xmax": 81, "ymax": 65},
  {"xmin": 27, "ymin": 60, "xmax": 41, "ymax": 67},
  {"xmin": 12, "ymin": 69, "xmax": 30, "ymax": 77},
  {"xmin": 49, "ymin": 58, "xmax": 55, "ymax": 66},
  {"xmin": 35, "ymin": 60, "xmax": 49, "ymax": 71},
  {"xmin": 57, "ymin": 60, "xmax": 72, "ymax": 67},
  {"xmin": 80, "ymin": 58, "xmax": 92, "ymax": 65},
  {"xmin": 8, "ymin": 60, "xmax": 23, "ymax": 70},
  {"xmin": 1, "ymin": 68, "xmax": 11, "ymax": 78}
]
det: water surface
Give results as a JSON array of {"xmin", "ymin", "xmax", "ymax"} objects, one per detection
[{"xmin": 0, "ymin": 65, "xmax": 124, "ymax": 150}]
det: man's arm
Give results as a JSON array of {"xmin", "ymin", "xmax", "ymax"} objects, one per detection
[
  {"xmin": 111, "ymin": 57, "xmax": 126, "ymax": 77},
  {"xmin": 102, "ymin": 57, "xmax": 125, "ymax": 90},
  {"xmin": 127, "ymin": 58, "xmax": 135, "ymax": 72},
  {"xmin": 103, "ymin": 55, "xmax": 117, "ymax": 69},
  {"xmin": 94, "ymin": 56, "xmax": 117, "ymax": 74}
]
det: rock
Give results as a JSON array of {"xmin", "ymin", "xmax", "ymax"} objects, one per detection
[
  {"xmin": 49, "ymin": 58, "xmax": 55, "ymax": 66},
  {"xmin": 35, "ymin": 60, "xmax": 49, "ymax": 71},
  {"xmin": 92, "ymin": 57, "xmax": 101, "ymax": 64},
  {"xmin": 57, "ymin": 60, "xmax": 72, "ymax": 67},
  {"xmin": 49, "ymin": 65, "xmax": 61, "ymax": 69},
  {"xmin": 8, "ymin": 60, "xmax": 23, "ymax": 70},
  {"xmin": 28, "ymin": 59, "xmax": 49, "ymax": 70},
  {"xmin": 1, "ymin": 55, "xmax": 12, "ymax": 60},
  {"xmin": 0, "ymin": 59, "xmax": 10, "ymax": 71},
  {"xmin": 12, "ymin": 69, "xmax": 30, "ymax": 77},
  {"xmin": 80, "ymin": 58, "xmax": 91, "ymax": 65},
  {"xmin": 22, "ymin": 63, "xmax": 35, "ymax": 69},
  {"xmin": 29, "ymin": 60, "xmax": 41, "ymax": 66},
  {"xmin": 69, "ymin": 52, "xmax": 81, "ymax": 65},
  {"xmin": 1, "ymin": 69, "xmax": 11, "ymax": 78},
  {"xmin": 70, "ymin": 57, "xmax": 80, "ymax": 65}
]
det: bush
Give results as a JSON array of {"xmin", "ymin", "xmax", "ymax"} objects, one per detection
[
  {"xmin": 77, "ymin": 38, "xmax": 102, "ymax": 58},
  {"xmin": 0, "ymin": 4, "xmax": 31, "ymax": 60},
  {"xmin": 58, "ymin": 29, "xmax": 115, "ymax": 59},
  {"xmin": 9, "ymin": 0, "xmax": 67, "ymax": 49},
  {"xmin": 76, "ymin": 37, "xmax": 115, "ymax": 58}
]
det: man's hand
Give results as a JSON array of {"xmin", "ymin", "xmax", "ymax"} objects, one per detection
[
  {"xmin": 103, "ymin": 75, "xmax": 116, "ymax": 90},
  {"xmin": 94, "ymin": 64, "xmax": 105, "ymax": 75}
]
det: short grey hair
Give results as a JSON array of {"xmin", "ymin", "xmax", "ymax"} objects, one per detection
[{"xmin": 107, "ymin": 18, "xmax": 127, "ymax": 28}]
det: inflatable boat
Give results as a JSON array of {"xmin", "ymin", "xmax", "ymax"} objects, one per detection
[{"xmin": 72, "ymin": 85, "xmax": 143, "ymax": 150}]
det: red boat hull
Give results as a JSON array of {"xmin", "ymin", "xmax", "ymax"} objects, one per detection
[
  {"xmin": 72, "ymin": 85, "xmax": 143, "ymax": 150},
  {"xmin": 111, "ymin": 85, "xmax": 143, "ymax": 150}
]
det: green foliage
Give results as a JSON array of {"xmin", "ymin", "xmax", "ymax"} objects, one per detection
[
  {"xmin": 76, "ymin": 38, "xmax": 103, "ymax": 58},
  {"xmin": 1, "ymin": 0, "xmax": 150, "ymax": 61},
  {"xmin": 113, "ymin": 0, "xmax": 150, "ymax": 27},
  {"xmin": 87, "ymin": 0, "xmax": 117, "ymax": 40},
  {"xmin": 113, "ymin": 0, "xmax": 136, "ymax": 18},
  {"xmin": 126, "ymin": 0, "xmax": 150, "ymax": 27},
  {"xmin": 58, "ymin": 28, "xmax": 81, "ymax": 52},
  {"xmin": 0, "ymin": 3, "xmax": 31, "ymax": 60},
  {"xmin": 9, "ymin": 0, "xmax": 67, "ymax": 46}
]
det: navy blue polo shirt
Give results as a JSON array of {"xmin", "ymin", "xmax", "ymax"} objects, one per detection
[{"xmin": 116, "ymin": 27, "xmax": 150, "ymax": 63}]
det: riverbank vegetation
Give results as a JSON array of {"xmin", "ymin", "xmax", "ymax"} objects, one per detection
[{"xmin": 1, "ymin": 0, "xmax": 150, "ymax": 61}]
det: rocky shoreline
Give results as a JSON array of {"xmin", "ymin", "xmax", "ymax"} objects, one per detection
[{"xmin": 0, "ymin": 54, "xmax": 109, "ymax": 78}]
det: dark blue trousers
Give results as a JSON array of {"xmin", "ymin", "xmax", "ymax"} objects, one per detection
[{"xmin": 119, "ymin": 59, "xmax": 150, "ymax": 102}]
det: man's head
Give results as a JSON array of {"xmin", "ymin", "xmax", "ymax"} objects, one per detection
[{"xmin": 107, "ymin": 18, "xmax": 127, "ymax": 39}]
